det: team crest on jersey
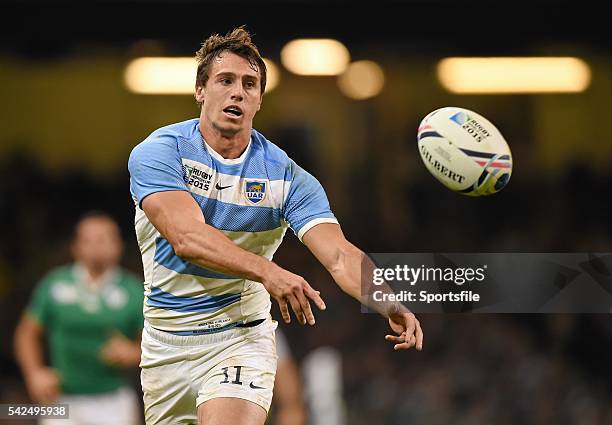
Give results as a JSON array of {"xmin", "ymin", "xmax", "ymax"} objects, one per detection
[{"xmin": 244, "ymin": 180, "xmax": 267, "ymax": 204}]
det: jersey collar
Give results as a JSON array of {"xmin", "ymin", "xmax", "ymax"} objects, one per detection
[{"xmin": 201, "ymin": 136, "xmax": 251, "ymax": 165}]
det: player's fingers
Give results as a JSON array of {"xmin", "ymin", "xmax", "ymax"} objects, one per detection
[
  {"xmin": 48, "ymin": 384, "xmax": 59, "ymax": 401},
  {"xmin": 404, "ymin": 314, "xmax": 416, "ymax": 336},
  {"xmin": 295, "ymin": 289, "xmax": 316, "ymax": 325},
  {"xmin": 303, "ymin": 283, "xmax": 326, "ymax": 310},
  {"xmin": 31, "ymin": 388, "xmax": 44, "ymax": 404},
  {"xmin": 38, "ymin": 392, "xmax": 49, "ymax": 404},
  {"xmin": 385, "ymin": 334, "xmax": 405, "ymax": 343},
  {"xmin": 393, "ymin": 342, "xmax": 411, "ymax": 351},
  {"xmin": 278, "ymin": 298, "xmax": 291, "ymax": 323},
  {"xmin": 287, "ymin": 294, "xmax": 307, "ymax": 325},
  {"xmin": 394, "ymin": 335, "xmax": 416, "ymax": 351},
  {"xmin": 415, "ymin": 319, "xmax": 424, "ymax": 351},
  {"xmin": 41, "ymin": 385, "xmax": 57, "ymax": 404}
]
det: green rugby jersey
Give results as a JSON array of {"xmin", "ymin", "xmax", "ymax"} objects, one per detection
[{"xmin": 27, "ymin": 264, "xmax": 144, "ymax": 394}]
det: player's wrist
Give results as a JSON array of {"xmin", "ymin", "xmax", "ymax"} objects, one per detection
[
  {"xmin": 24, "ymin": 365, "xmax": 48, "ymax": 379},
  {"xmin": 255, "ymin": 258, "xmax": 279, "ymax": 284},
  {"xmin": 384, "ymin": 301, "xmax": 411, "ymax": 319},
  {"xmin": 25, "ymin": 366, "xmax": 56, "ymax": 390}
]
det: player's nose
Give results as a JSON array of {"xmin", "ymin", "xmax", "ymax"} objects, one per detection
[{"xmin": 230, "ymin": 84, "xmax": 244, "ymax": 101}]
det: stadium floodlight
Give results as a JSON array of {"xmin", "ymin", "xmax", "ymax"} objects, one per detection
[
  {"xmin": 437, "ymin": 57, "xmax": 591, "ymax": 94},
  {"xmin": 337, "ymin": 60, "xmax": 385, "ymax": 100},
  {"xmin": 262, "ymin": 58, "xmax": 280, "ymax": 93},
  {"xmin": 124, "ymin": 57, "xmax": 279, "ymax": 95},
  {"xmin": 281, "ymin": 39, "xmax": 350, "ymax": 76},
  {"xmin": 124, "ymin": 57, "xmax": 195, "ymax": 94}
]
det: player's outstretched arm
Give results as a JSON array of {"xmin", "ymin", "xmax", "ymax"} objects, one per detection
[
  {"xmin": 141, "ymin": 190, "xmax": 325, "ymax": 325},
  {"xmin": 303, "ymin": 223, "xmax": 423, "ymax": 351}
]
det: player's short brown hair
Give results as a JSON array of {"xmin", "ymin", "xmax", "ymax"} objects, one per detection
[{"xmin": 195, "ymin": 26, "xmax": 267, "ymax": 98}]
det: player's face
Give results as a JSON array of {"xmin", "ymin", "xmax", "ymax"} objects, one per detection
[
  {"xmin": 72, "ymin": 218, "xmax": 123, "ymax": 271},
  {"xmin": 195, "ymin": 52, "xmax": 262, "ymax": 138}
]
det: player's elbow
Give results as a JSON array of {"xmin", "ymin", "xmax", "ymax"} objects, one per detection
[
  {"xmin": 170, "ymin": 232, "xmax": 200, "ymax": 261},
  {"xmin": 14, "ymin": 314, "xmax": 41, "ymax": 354},
  {"xmin": 327, "ymin": 242, "xmax": 362, "ymax": 278}
]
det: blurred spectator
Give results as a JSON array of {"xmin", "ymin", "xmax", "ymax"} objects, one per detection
[
  {"xmin": 13, "ymin": 212, "xmax": 144, "ymax": 425},
  {"xmin": 302, "ymin": 345, "xmax": 346, "ymax": 425},
  {"xmin": 271, "ymin": 328, "xmax": 307, "ymax": 425}
]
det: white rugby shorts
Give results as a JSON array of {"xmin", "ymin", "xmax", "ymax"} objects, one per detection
[
  {"xmin": 140, "ymin": 317, "xmax": 278, "ymax": 425},
  {"xmin": 38, "ymin": 387, "xmax": 139, "ymax": 425}
]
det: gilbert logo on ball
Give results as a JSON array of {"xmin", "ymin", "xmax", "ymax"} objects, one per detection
[{"xmin": 417, "ymin": 107, "xmax": 512, "ymax": 196}]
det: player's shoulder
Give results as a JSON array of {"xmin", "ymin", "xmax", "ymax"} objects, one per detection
[
  {"xmin": 129, "ymin": 118, "xmax": 199, "ymax": 158},
  {"xmin": 44, "ymin": 264, "xmax": 74, "ymax": 281},
  {"xmin": 36, "ymin": 264, "xmax": 75, "ymax": 289},
  {"xmin": 250, "ymin": 129, "xmax": 292, "ymax": 168},
  {"xmin": 148, "ymin": 118, "xmax": 199, "ymax": 141}
]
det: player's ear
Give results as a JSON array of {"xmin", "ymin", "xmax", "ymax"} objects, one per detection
[
  {"xmin": 195, "ymin": 85, "xmax": 205, "ymax": 104},
  {"xmin": 257, "ymin": 94, "xmax": 262, "ymax": 111}
]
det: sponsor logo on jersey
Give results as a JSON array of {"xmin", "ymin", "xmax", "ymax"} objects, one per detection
[
  {"xmin": 215, "ymin": 183, "xmax": 232, "ymax": 190},
  {"xmin": 244, "ymin": 180, "xmax": 267, "ymax": 204},
  {"xmin": 105, "ymin": 286, "xmax": 128, "ymax": 309},
  {"xmin": 199, "ymin": 317, "xmax": 232, "ymax": 330},
  {"xmin": 51, "ymin": 282, "xmax": 78, "ymax": 304}
]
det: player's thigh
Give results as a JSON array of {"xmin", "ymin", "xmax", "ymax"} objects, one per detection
[
  {"xmin": 198, "ymin": 397, "xmax": 266, "ymax": 425},
  {"xmin": 141, "ymin": 339, "xmax": 199, "ymax": 423},
  {"xmin": 195, "ymin": 320, "xmax": 278, "ymax": 418}
]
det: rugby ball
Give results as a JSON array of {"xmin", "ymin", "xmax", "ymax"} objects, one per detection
[{"xmin": 417, "ymin": 107, "xmax": 512, "ymax": 196}]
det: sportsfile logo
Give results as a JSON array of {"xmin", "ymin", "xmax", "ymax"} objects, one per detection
[
  {"xmin": 183, "ymin": 164, "xmax": 212, "ymax": 191},
  {"xmin": 450, "ymin": 111, "xmax": 491, "ymax": 143},
  {"xmin": 373, "ymin": 264, "xmax": 487, "ymax": 286}
]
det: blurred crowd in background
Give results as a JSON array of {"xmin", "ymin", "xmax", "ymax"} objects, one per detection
[
  {"xmin": 2, "ymin": 0, "xmax": 612, "ymax": 423},
  {"xmin": 3, "ymin": 141, "xmax": 612, "ymax": 424}
]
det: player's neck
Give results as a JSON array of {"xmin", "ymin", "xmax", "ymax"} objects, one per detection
[
  {"xmin": 199, "ymin": 122, "xmax": 250, "ymax": 160},
  {"xmin": 76, "ymin": 262, "xmax": 115, "ymax": 288}
]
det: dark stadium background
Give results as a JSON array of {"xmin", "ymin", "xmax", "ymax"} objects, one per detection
[{"xmin": 2, "ymin": 1, "xmax": 612, "ymax": 424}]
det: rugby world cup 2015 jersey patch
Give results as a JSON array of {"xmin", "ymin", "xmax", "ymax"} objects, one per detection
[{"xmin": 183, "ymin": 163, "xmax": 213, "ymax": 192}]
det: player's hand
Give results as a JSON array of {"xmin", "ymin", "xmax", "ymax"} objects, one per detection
[
  {"xmin": 385, "ymin": 311, "xmax": 423, "ymax": 351},
  {"xmin": 25, "ymin": 367, "xmax": 60, "ymax": 403},
  {"xmin": 262, "ymin": 264, "xmax": 326, "ymax": 325},
  {"xmin": 99, "ymin": 331, "xmax": 141, "ymax": 367}
]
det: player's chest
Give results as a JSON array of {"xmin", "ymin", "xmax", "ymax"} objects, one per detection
[
  {"xmin": 49, "ymin": 281, "xmax": 131, "ymax": 323},
  {"xmin": 182, "ymin": 158, "xmax": 285, "ymax": 210}
]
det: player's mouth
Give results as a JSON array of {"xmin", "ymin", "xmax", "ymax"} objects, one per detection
[{"xmin": 223, "ymin": 105, "xmax": 243, "ymax": 119}]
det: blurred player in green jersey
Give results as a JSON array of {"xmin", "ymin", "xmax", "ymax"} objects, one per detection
[{"xmin": 14, "ymin": 212, "xmax": 144, "ymax": 425}]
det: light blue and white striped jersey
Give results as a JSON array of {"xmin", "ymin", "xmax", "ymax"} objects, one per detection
[{"xmin": 128, "ymin": 118, "xmax": 338, "ymax": 333}]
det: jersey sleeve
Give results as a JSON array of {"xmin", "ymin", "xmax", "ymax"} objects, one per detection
[
  {"xmin": 128, "ymin": 135, "xmax": 188, "ymax": 208},
  {"xmin": 283, "ymin": 161, "xmax": 338, "ymax": 242},
  {"xmin": 27, "ymin": 276, "xmax": 54, "ymax": 326}
]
